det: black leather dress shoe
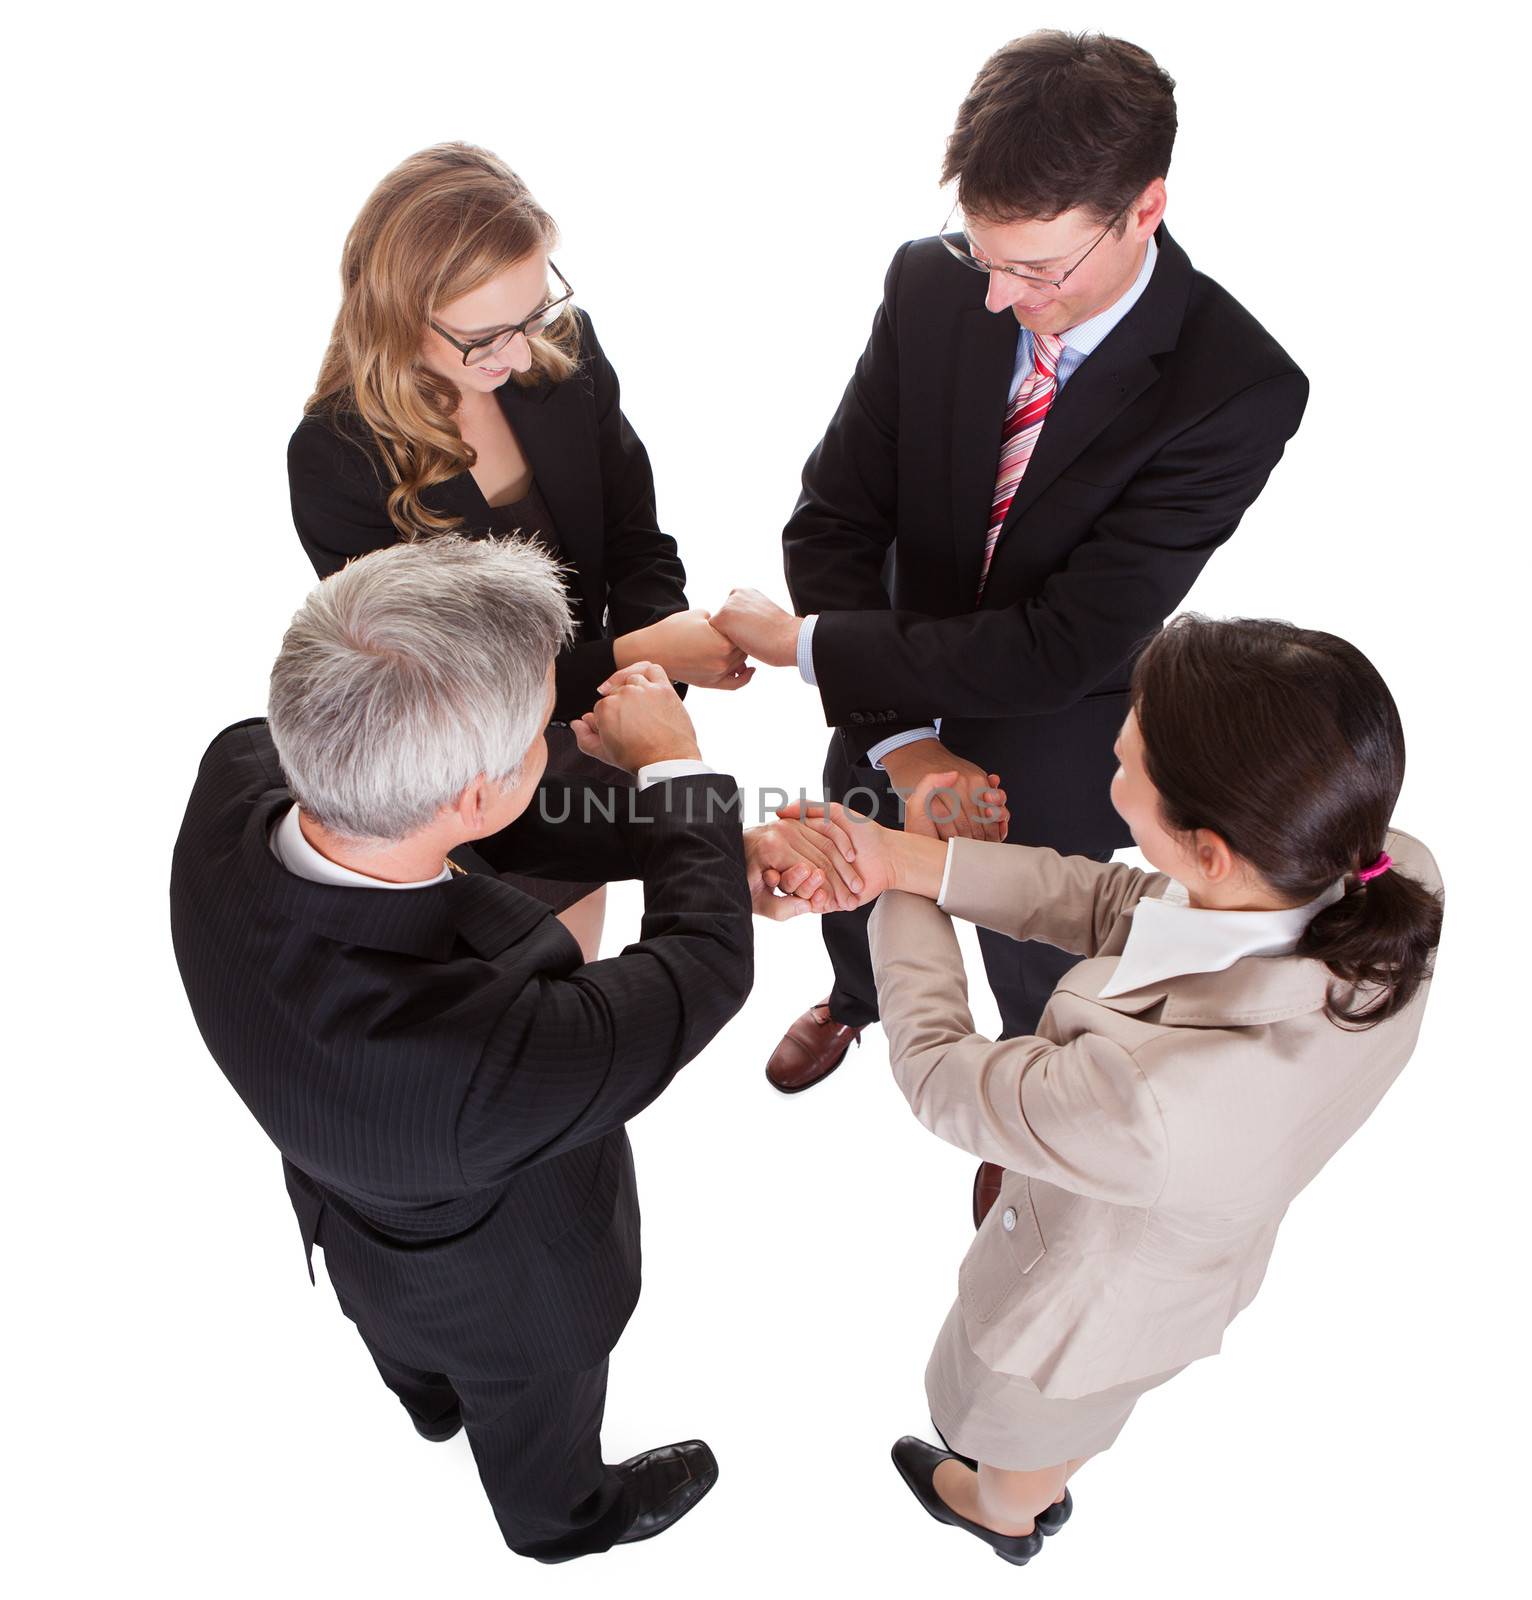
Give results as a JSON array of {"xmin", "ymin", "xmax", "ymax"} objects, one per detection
[
  {"xmin": 890, "ymin": 1436, "xmax": 1043, "ymax": 1565},
  {"xmin": 412, "ymin": 1412, "xmax": 462, "ymax": 1443},
  {"xmin": 613, "ymin": 1439, "xmax": 718, "ymax": 1546}
]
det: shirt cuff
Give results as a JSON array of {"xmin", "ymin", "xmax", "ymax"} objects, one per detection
[
  {"xmin": 867, "ymin": 726, "xmax": 942, "ymax": 770},
  {"xmin": 636, "ymin": 758, "xmax": 716, "ymax": 790},
  {"xmin": 935, "ymin": 838, "xmax": 957, "ymax": 908},
  {"xmin": 795, "ymin": 614, "xmax": 819, "ymax": 685}
]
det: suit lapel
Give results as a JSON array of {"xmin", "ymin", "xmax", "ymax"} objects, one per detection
[
  {"xmin": 499, "ymin": 376, "xmax": 605, "ymax": 620},
  {"xmin": 998, "ymin": 324, "xmax": 1161, "ymax": 530},
  {"xmin": 985, "ymin": 225, "xmax": 1195, "ymax": 560},
  {"xmin": 1055, "ymin": 946, "xmax": 1334, "ymax": 1026},
  {"xmin": 951, "ymin": 306, "xmax": 1021, "ymax": 600}
]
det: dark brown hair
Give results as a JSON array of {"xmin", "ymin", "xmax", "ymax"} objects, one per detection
[
  {"xmin": 942, "ymin": 30, "xmax": 1177, "ymax": 224},
  {"xmin": 1131, "ymin": 616, "xmax": 1443, "ymax": 1029}
]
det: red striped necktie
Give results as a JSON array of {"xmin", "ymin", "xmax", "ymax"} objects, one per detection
[{"xmin": 977, "ymin": 331, "xmax": 1064, "ymax": 597}]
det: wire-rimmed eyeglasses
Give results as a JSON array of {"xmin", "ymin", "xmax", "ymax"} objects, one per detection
[
  {"xmin": 430, "ymin": 261, "xmax": 574, "ymax": 367},
  {"xmin": 939, "ymin": 205, "xmax": 1125, "ymax": 290}
]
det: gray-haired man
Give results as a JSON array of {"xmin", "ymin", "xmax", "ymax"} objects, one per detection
[{"xmin": 170, "ymin": 536, "xmax": 859, "ymax": 1562}]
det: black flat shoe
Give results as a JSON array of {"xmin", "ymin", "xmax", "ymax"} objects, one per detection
[
  {"xmin": 412, "ymin": 1411, "xmax": 462, "ymax": 1443},
  {"xmin": 930, "ymin": 1421, "xmax": 1073, "ymax": 1534},
  {"xmin": 890, "ymin": 1436, "xmax": 1043, "ymax": 1565},
  {"xmin": 613, "ymin": 1439, "xmax": 718, "ymax": 1546},
  {"xmin": 1036, "ymin": 1486, "xmax": 1072, "ymax": 1535}
]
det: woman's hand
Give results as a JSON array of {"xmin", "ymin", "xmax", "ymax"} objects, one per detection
[
  {"xmin": 614, "ymin": 610, "xmax": 754, "ymax": 690},
  {"xmin": 775, "ymin": 799, "xmax": 950, "ymax": 902},
  {"xmin": 745, "ymin": 814, "xmax": 865, "ymax": 918}
]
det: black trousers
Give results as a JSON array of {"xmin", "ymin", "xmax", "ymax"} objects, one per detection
[
  {"xmin": 325, "ymin": 1252, "xmax": 632, "ymax": 1561},
  {"xmin": 821, "ymin": 738, "xmax": 1103, "ymax": 1042}
]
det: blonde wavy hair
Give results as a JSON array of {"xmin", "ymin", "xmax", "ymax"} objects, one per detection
[{"xmin": 306, "ymin": 143, "xmax": 581, "ymax": 537}]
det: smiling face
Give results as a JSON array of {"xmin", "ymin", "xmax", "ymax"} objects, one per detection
[
  {"xmin": 421, "ymin": 248, "xmax": 552, "ymax": 395},
  {"xmin": 964, "ymin": 178, "xmax": 1165, "ymax": 336}
]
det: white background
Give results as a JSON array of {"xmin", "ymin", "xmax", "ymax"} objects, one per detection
[{"xmin": 8, "ymin": 2, "xmax": 1527, "ymax": 1596}]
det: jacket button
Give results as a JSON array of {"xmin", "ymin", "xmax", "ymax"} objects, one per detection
[{"xmin": 1001, "ymin": 1206, "xmax": 1017, "ymax": 1232}]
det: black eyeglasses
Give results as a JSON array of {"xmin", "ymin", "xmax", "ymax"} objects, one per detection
[
  {"xmin": 430, "ymin": 261, "xmax": 574, "ymax": 367},
  {"xmin": 939, "ymin": 205, "xmax": 1125, "ymax": 290}
]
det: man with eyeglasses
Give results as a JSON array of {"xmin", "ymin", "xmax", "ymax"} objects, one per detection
[{"xmin": 712, "ymin": 31, "xmax": 1308, "ymax": 1163}]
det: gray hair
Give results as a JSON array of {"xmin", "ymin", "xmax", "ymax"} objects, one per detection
[{"xmin": 268, "ymin": 536, "xmax": 573, "ymax": 842}]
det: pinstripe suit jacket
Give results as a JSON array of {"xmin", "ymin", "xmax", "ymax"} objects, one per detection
[{"xmin": 170, "ymin": 720, "xmax": 753, "ymax": 1378}]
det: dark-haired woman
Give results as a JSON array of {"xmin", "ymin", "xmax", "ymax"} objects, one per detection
[
  {"xmin": 288, "ymin": 142, "xmax": 749, "ymax": 959},
  {"xmin": 779, "ymin": 614, "xmax": 1443, "ymax": 1564}
]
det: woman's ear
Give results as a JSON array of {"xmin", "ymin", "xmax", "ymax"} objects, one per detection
[{"xmin": 1191, "ymin": 827, "xmax": 1237, "ymax": 887}]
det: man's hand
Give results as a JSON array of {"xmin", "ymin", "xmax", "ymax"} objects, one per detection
[
  {"xmin": 614, "ymin": 610, "xmax": 754, "ymax": 690},
  {"xmin": 883, "ymin": 738, "xmax": 1008, "ymax": 843},
  {"xmin": 710, "ymin": 588, "xmax": 803, "ymax": 668},
  {"xmin": 572, "ymin": 661, "xmax": 702, "ymax": 772},
  {"xmin": 774, "ymin": 799, "xmax": 949, "ymax": 904},
  {"xmin": 744, "ymin": 815, "xmax": 865, "ymax": 920}
]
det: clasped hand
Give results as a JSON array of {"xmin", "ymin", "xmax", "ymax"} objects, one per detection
[
  {"xmin": 570, "ymin": 666, "xmax": 1005, "ymax": 920},
  {"xmin": 570, "ymin": 661, "xmax": 863, "ymax": 921}
]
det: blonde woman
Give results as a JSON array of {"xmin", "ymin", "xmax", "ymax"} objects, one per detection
[{"xmin": 289, "ymin": 143, "xmax": 748, "ymax": 958}]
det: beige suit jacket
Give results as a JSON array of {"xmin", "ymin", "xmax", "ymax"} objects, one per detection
[{"xmin": 867, "ymin": 829, "xmax": 1441, "ymax": 1399}]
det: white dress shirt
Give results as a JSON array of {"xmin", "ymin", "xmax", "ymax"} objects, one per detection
[
  {"xmin": 795, "ymin": 235, "xmax": 1161, "ymax": 771},
  {"xmin": 931, "ymin": 836, "xmax": 1346, "ymax": 998},
  {"xmin": 271, "ymin": 759, "xmax": 716, "ymax": 889},
  {"xmin": 1097, "ymin": 873, "xmax": 1346, "ymax": 997}
]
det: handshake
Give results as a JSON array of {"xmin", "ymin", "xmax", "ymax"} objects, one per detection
[
  {"xmin": 610, "ymin": 589, "xmax": 815, "ymax": 689},
  {"xmin": 572, "ymin": 661, "xmax": 1007, "ymax": 922}
]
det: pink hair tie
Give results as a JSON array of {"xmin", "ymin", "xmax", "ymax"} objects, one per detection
[{"xmin": 1357, "ymin": 851, "xmax": 1393, "ymax": 885}]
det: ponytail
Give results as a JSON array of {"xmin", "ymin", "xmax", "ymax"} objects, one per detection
[
  {"xmin": 1131, "ymin": 615, "xmax": 1444, "ymax": 1033},
  {"xmin": 1298, "ymin": 864, "xmax": 1444, "ymax": 1030}
]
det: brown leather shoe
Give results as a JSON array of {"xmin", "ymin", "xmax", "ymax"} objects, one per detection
[
  {"xmin": 972, "ymin": 1161, "xmax": 1005, "ymax": 1229},
  {"xmin": 765, "ymin": 999, "xmax": 863, "ymax": 1094}
]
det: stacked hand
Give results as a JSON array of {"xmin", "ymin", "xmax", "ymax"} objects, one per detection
[
  {"xmin": 743, "ymin": 813, "xmax": 865, "ymax": 921},
  {"xmin": 703, "ymin": 595, "xmax": 1010, "ymax": 842},
  {"xmin": 774, "ymin": 768, "xmax": 984, "ymax": 907},
  {"xmin": 882, "ymin": 741, "xmax": 1008, "ymax": 842},
  {"xmin": 574, "ymin": 662, "xmax": 865, "ymax": 921},
  {"xmin": 572, "ymin": 661, "xmax": 703, "ymax": 770},
  {"xmin": 614, "ymin": 609, "xmax": 754, "ymax": 689},
  {"xmin": 709, "ymin": 588, "xmax": 802, "ymax": 668}
]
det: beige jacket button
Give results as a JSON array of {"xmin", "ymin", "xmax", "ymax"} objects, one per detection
[{"xmin": 1002, "ymin": 1206, "xmax": 1017, "ymax": 1232}]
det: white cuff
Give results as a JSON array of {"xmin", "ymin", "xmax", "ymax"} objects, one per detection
[
  {"xmin": 867, "ymin": 726, "xmax": 941, "ymax": 770},
  {"xmin": 795, "ymin": 614, "xmax": 819, "ymax": 685},
  {"xmin": 935, "ymin": 838, "xmax": 957, "ymax": 908},
  {"xmin": 636, "ymin": 759, "xmax": 716, "ymax": 789}
]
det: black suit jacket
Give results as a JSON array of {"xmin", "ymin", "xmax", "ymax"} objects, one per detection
[
  {"xmin": 288, "ymin": 309, "xmax": 688, "ymax": 724},
  {"xmin": 785, "ymin": 227, "xmax": 1308, "ymax": 851},
  {"xmin": 169, "ymin": 721, "xmax": 752, "ymax": 1379}
]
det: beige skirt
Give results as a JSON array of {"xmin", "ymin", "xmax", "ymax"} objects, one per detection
[{"xmin": 924, "ymin": 1299, "xmax": 1185, "ymax": 1471}]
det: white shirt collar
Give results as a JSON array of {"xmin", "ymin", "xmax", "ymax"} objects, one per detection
[
  {"xmin": 1061, "ymin": 233, "xmax": 1158, "ymax": 356},
  {"xmin": 1097, "ymin": 872, "xmax": 1346, "ymax": 999},
  {"xmin": 270, "ymin": 803, "xmax": 451, "ymax": 890}
]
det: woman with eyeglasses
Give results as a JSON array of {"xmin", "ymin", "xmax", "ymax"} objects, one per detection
[{"xmin": 289, "ymin": 142, "xmax": 749, "ymax": 958}]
